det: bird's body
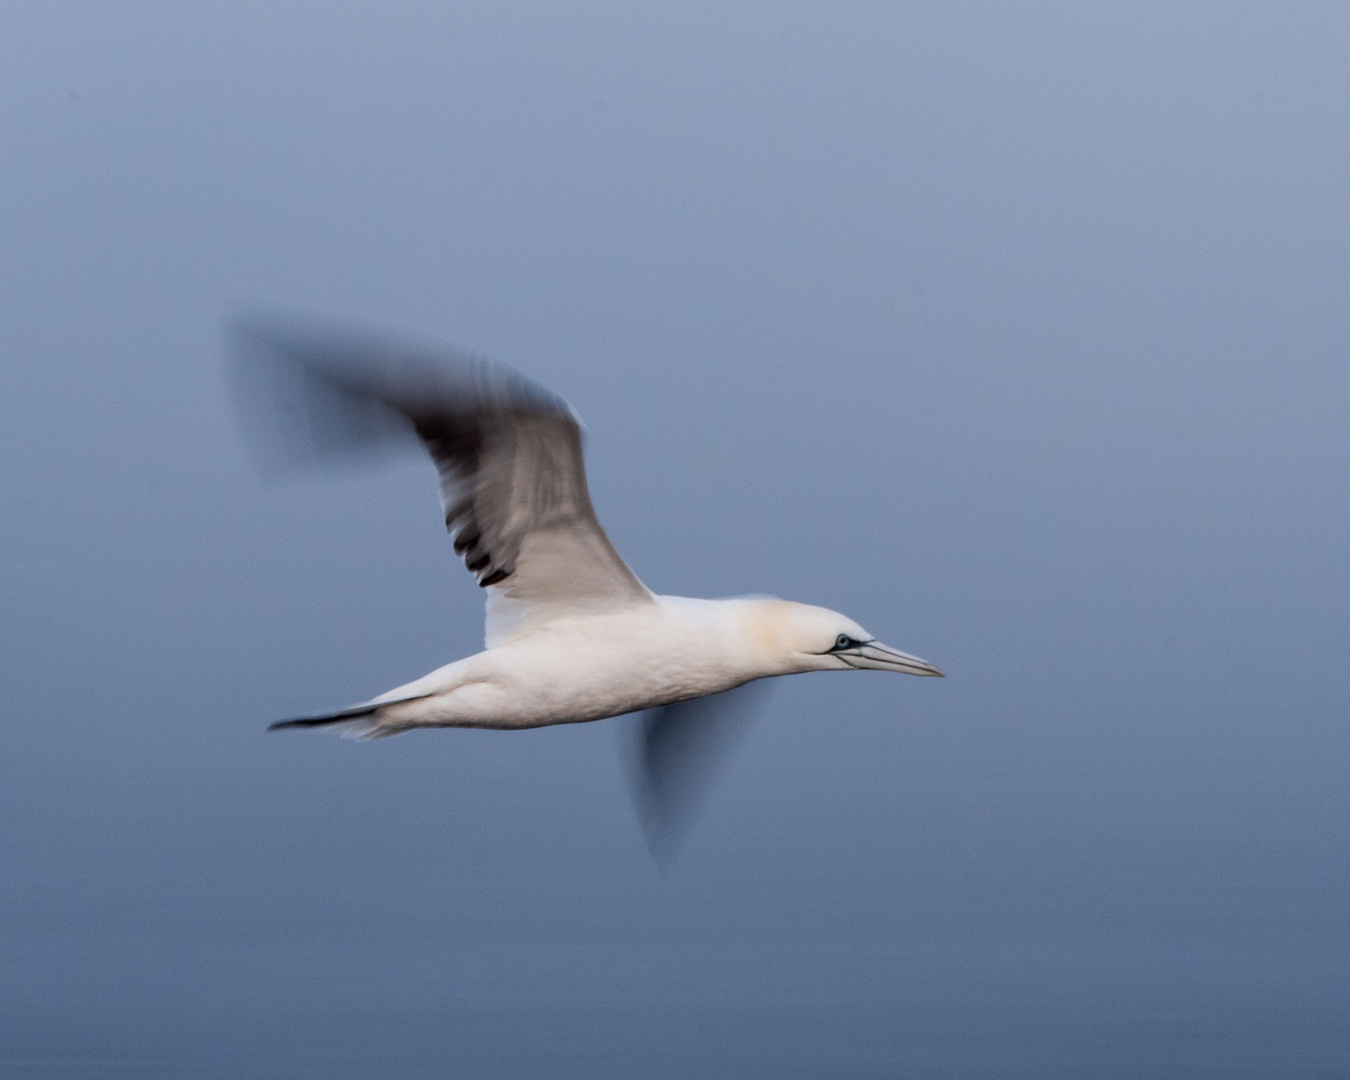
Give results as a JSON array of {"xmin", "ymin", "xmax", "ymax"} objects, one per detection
[
  {"xmin": 359, "ymin": 597, "xmax": 762, "ymax": 733},
  {"xmin": 234, "ymin": 319, "xmax": 941, "ymax": 851},
  {"xmin": 313, "ymin": 595, "xmax": 933, "ymax": 735}
]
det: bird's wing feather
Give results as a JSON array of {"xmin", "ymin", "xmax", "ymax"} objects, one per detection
[
  {"xmin": 624, "ymin": 680, "xmax": 771, "ymax": 865},
  {"xmin": 232, "ymin": 319, "xmax": 653, "ymax": 642}
]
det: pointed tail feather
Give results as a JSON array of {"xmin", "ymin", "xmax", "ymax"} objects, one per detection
[
  {"xmin": 267, "ymin": 700, "xmax": 416, "ymax": 739},
  {"xmin": 268, "ymin": 703, "xmax": 379, "ymax": 730}
]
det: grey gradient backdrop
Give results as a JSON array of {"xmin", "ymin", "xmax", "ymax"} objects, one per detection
[{"xmin": 2, "ymin": 3, "xmax": 1348, "ymax": 1076}]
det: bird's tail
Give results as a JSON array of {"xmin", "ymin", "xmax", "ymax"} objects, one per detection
[{"xmin": 268, "ymin": 700, "xmax": 415, "ymax": 740}]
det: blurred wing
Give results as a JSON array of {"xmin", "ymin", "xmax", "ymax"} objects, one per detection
[
  {"xmin": 232, "ymin": 318, "xmax": 653, "ymax": 642},
  {"xmin": 624, "ymin": 680, "xmax": 770, "ymax": 866}
]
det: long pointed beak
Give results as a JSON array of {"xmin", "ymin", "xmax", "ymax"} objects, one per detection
[{"xmin": 837, "ymin": 640, "xmax": 944, "ymax": 677}]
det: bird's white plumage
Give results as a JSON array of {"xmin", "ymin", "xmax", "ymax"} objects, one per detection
[
  {"xmin": 337, "ymin": 595, "xmax": 939, "ymax": 737},
  {"xmin": 368, "ymin": 598, "xmax": 758, "ymax": 733}
]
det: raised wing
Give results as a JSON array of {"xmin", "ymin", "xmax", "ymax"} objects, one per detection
[
  {"xmin": 232, "ymin": 319, "xmax": 653, "ymax": 641},
  {"xmin": 623, "ymin": 680, "xmax": 770, "ymax": 866}
]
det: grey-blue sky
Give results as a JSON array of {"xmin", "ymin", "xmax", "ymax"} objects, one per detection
[{"xmin": 2, "ymin": 2, "xmax": 1349, "ymax": 1074}]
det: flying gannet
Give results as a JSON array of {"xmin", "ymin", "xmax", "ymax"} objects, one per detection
[{"xmin": 233, "ymin": 320, "xmax": 942, "ymax": 853}]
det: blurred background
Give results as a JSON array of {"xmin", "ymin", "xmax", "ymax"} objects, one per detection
[{"xmin": 2, "ymin": 2, "xmax": 1348, "ymax": 1076}]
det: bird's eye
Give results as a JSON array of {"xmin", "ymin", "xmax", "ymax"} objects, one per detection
[{"xmin": 835, "ymin": 634, "xmax": 853, "ymax": 650}]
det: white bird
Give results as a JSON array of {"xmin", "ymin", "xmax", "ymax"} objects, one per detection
[{"xmin": 233, "ymin": 320, "xmax": 942, "ymax": 854}]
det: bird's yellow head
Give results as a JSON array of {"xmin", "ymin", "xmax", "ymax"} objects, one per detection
[{"xmin": 739, "ymin": 599, "xmax": 944, "ymax": 678}]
